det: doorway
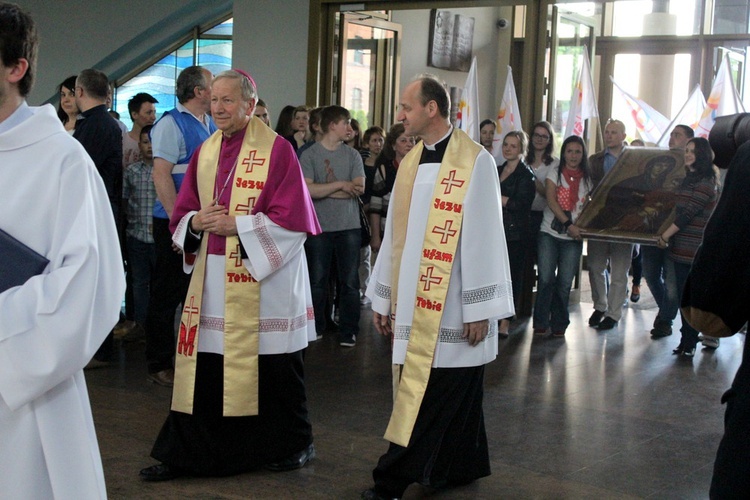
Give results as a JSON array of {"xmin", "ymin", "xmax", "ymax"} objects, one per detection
[{"xmin": 328, "ymin": 13, "xmax": 402, "ymax": 130}]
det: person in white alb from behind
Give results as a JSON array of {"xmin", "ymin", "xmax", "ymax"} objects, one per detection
[{"xmin": 0, "ymin": 3, "xmax": 125, "ymax": 498}]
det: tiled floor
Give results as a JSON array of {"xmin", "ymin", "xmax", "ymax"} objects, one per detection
[{"xmin": 86, "ymin": 290, "xmax": 742, "ymax": 499}]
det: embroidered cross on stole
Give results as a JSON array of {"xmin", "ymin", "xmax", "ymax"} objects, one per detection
[
  {"xmin": 172, "ymin": 118, "xmax": 276, "ymax": 416},
  {"xmin": 386, "ymin": 128, "xmax": 482, "ymax": 447}
]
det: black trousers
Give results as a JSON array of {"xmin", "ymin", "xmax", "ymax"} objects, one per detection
[
  {"xmin": 710, "ymin": 339, "xmax": 750, "ymax": 498},
  {"xmin": 145, "ymin": 217, "xmax": 190, "ymax": 373},
  {"xmin": 372, "ymin": 365, "xmax": 490, "ymax": 497},
  {"xmin": 151, "ymin": 351, "xmax": 313, "ymax": 476},
  {"xmin": 506, "ymin": 238, "xmax": 527, "ymax": 315}
]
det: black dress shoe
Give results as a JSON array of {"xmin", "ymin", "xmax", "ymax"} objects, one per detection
[
  {"xmin": 651, "ymin": 325, "xmax": 673, "ymax": 338},
  {"xmin": 265, "ymin": 443, "xmax": 315, "ymax": 471},
  {"xmin": 597, "ymin": 316, "xmax": 618, "ymax": 330},
  {"xmin": 139, "ymin": 463, "xmax": 186, "ymax": 482},
  {"xmin": 588, "ymin": 310, "xmax": 605, "ymax": 326}
]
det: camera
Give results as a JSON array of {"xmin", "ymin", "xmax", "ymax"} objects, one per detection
[
  {"xmin": 497, "ymin": 18, "xmax": 509, "ymax": 30},
  {"xmin": 709, "ymin": 113, "xmax": 750, "ymax": 168}
]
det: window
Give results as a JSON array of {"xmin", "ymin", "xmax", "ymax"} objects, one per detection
[
  {"xmin": 611, "ymin": 0, "xmax": 699, "ymax": 37},
  {"xmin": 114, "ymin": 17, "xmax": 232, "ymax": 130},
  {"xmin": 712, "ymin": 0, "xmax": 750, "ymax": 34},
  {"xmin": 351, "ymin": 87, "xmax": 363, "ymax": 110}
]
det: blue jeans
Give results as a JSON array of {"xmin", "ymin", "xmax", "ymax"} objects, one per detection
[
  {"xmin": 305, "ymin": 229, "xmax": 361, "ymax": 336},
  {"xmin": 533, "ymin": 232, "xmax": 582, "ymax": 331},
  {"xmin": 642, "ymin": 246, "xmax": 668, "ymax": 321},
  {"xmin": 631, "ymin": 245, "xmax": 642, "ymax": 286},
  {"xmin": 126, "ymin": 236, "xmax": 156, "ymax": 326},
  {"xmin": 664, "ymin": 257, "xmax": 699, "ymax": 348}
]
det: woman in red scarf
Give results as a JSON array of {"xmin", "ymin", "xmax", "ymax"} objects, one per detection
[{"xmin": 533, "ymin": 135, "xmax": 594, "ymax": 337}]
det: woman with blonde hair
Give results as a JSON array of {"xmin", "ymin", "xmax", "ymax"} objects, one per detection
[{"xmin": 496, "ymin": 130, "xmax": 535, "ymax": 337}]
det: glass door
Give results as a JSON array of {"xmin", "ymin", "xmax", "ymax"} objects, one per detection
[
  {"xmin": 546, "ymin": 7, "xmax": 597, "ymax": 143},
  {"xmin": 333, "ymin": 13, "xmax": 402, "ymax": 130}
]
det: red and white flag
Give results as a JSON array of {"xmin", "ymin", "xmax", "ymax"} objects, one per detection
[
  {"xmin": 610, "ymin": 76, "xmax": 669, "ymax": 144},
  {"xmin": 695, "ymin": 54, "xmax": 745, "ymax": 138},
  {"xmin": 564, "ymin": 50, "xmax": 599, "ymax": 138},
  {"xmin": 456, "ymin": 57, "xmax": 480, "ymax": 142},
  {"xmin": 492, "ymin": 66, "xmax": 523, "ymax": 160}
]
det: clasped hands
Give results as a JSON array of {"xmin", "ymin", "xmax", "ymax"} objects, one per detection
[
  {"xmin": 372, "ymin": 312, "xmax": 489, "ymax": 347},
  {"xmin": 190, "ymin": 201, "xmax": 238, "ymax": 236}
]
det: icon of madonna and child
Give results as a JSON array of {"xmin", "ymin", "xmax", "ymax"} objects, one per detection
[{"xmin": 576, "ymin": 148, "xmax": 685, "ymax": 244}]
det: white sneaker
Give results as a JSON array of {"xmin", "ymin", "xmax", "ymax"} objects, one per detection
[{"xmin": 702, "ymin": 336, "xmax": 720, "ymax": 349}]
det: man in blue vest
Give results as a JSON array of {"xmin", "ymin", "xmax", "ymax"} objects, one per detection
[{"xmin": 146, "ymin": 65, "xmax": 216, "ymax": 387}]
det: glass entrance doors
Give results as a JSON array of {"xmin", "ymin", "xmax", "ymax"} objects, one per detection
[{"xmin": 333, "ymin": 13, "xmax": 402, "ymax": 130}]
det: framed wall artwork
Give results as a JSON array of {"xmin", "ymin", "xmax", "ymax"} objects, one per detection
[{"xmin": 428, "ymin": 9, "xmax": 474, "ymax": 72}]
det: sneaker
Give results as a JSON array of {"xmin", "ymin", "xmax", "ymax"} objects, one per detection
[
  {"xmin": 533, "ymin": 327, "xmax": 549, "ymax": 336},
  {"xmin": 597, "ymin": 317, "xmax": 618, "ymax": 330},
  {"xmin": 588, "ymin": 310, "xmax": 605, "ymax": 326},
  {"xmin": 702, "ymin": 336, "xmax": 720, "ymax": 349},
  {"xmin": 552, "ymin": 329, "xmax": 566, "ymax": 338},
  {"xmin": 339, "ymin": 334, "xmax": 356, "ymax": 347},
  {"xmin": 630, "ymin": 285, "xmax": 641, "ymax": 303},
  {"xmin": 682, "ymin": 346, "xmax": 696, "ymax": 357}
]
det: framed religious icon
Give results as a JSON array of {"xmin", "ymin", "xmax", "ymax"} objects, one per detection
[
  {"xmin": 576, "ymin": 147, "xmax": 686, "ymax": 245},
  {"xmin": 428, "ymin": 10, "xmax": 474, "ymax": 72}
]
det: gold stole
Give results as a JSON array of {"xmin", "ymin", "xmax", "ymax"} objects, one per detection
[
  {"xmin": 172, "ymin": 117, "xmax": 276, "ymax": 416},
  {"xmin": 385, "ymin": 128, "xmax": 482, "ymax": 447}
]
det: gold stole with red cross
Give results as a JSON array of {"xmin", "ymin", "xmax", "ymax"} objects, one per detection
[
  {"xmin": 385, "ymin": 128, "xmax": 482, "ymax": 447},
  {"xmin": 172, "ymin": 117, "xmax": 275, "ymax": 416}
]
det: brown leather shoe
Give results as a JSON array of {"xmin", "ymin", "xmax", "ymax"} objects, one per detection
[
  {"xmin": 147, "ymin": 369, "xmax": 174, "ymax": 387},
  {"xmin": 113, "ymin": 319, "xmax": 137, "ymax": 340}
]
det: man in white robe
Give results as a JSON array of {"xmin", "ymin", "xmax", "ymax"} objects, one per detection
[
  {"xmin": 0, "ymin": 4, "xmax": 125, "ymax": 498},
  {"xmin": 140, "ymin": 70, "xmax": 321, "ymax": 481},
  {"xmin": 362, "ymin": 75, "xmax": 514, "ymax": 499}
]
